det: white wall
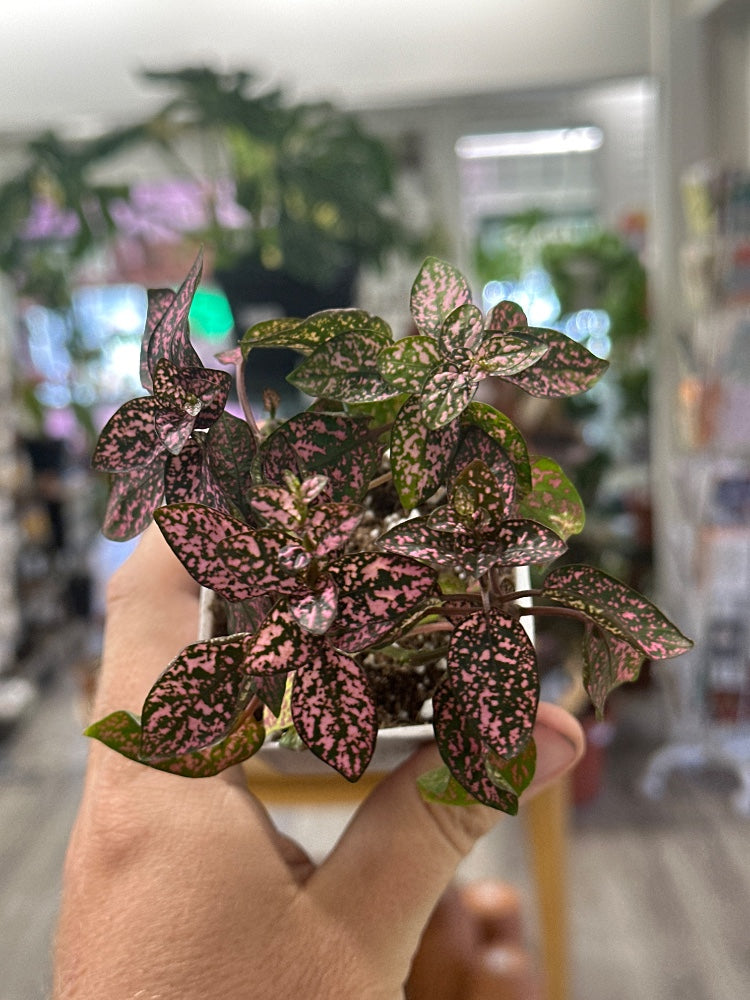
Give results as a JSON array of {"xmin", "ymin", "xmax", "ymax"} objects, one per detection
[{"xmin": 0, "ymin": 1, "xmax": 651, "ymax": 134}]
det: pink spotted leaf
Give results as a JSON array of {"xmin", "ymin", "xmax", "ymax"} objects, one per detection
[
  {"xmin": 493, "ymin": 518, "xmax": 567, "ymax": 568},
  {"xmin": 420, "ymin": 367, "xmax": 477, "ymax": 430},
  {"xmin": 287, "ymin": 329, "xmax": 397, "ymax": 403},
  {"xmin": 142, "ymin": 251, "xmax": 203, "ymax": 386},
  {"xmin": 542, "ymin": 564, "xmax": 694, "ymax": 659},
  {"xmin": 163, "ymin": 436, "xmax": 229, "ymax": 513},
  {"xmin": 448, "ymin": 459, "xmax": 515, "ymax": 530},
  {"xmin": 410, "ymin": 257, "xmax": 472, "ymax": 338},
  {"xmin": 86, "ymin": 709, "xmax": 264, "ymax": 777},
  {"xmin": 473, "ymin": 331, "xmax": 548, "ymax": 376},
  {"xmin": 215, "ymin": 527, "xmax": 300, "ymax": 597},
  {"xmin": 461, "ymin": 403, "xmax": 531, "ymax": 493},
  {"xmin": 226, "ymin": 595, "xmax": 273, "ymax": 636},
  {"xmin": 140, "ymin": 635, "xmax": 253, "ymax": 760},
  {"xmin": 390, "ymin": 394, "xmax": 460, "ymax": 509},
  {"xmin": 516, "ymin": 457, "xmax": 585, "ymax": 540},
  {"xmin": 243, "ymin": 604, "xmax": 315, "ymax": 675},
  {"xmin": 259, "ymin": 411, "xmax": 380, "ymax": 502},
  {"xmin": 306, "ymin": 502, "xmax": 364, "ymax": 556},
  {"xmin": 92, "ymin": 398, "xmax": 163, "ymax": 472},
  {"xmin": 154, "ymin": 503, "xmax": 257, "ymax": 601},
  {"xmin": 206, "ymin": 413, "xmax": 258, "ymax": 517},
  {"xmin": 432, "ymin": 682, "xmax": 519, "ymax": 813},
  {"xmin": 447, "ymin": 609, "xmax": 539, "ymax": 761},
  {"xmin": 485, "ymin": 300, "xmax": 529, "ymax": 333},
  {"xmin": 379, "ymin": 517, "xmax": 474, "ymax": 574},
  {"xmin": 438, "ymin": 303, "xmax": 485, "ymax": 361},
  {"xmin": 377, "ymin": 336, "xmax": 442, "ymax": 394},
  {"xmin": 289, "ymin": 575, "xmax": 339, "ymax": 635},
  {"xmin": 247, "ymin": 483, "xmax": 306, "ymax": 530},
  {"xmin": 450, "ymin": 425, "xmax": 520, "ymax": 498},
  {"xmin": 140, "ymin": 288, "xmax": 177, "ymax": 390},
  {"xmin": 102, "ymin": 463, "xmax": 165, "ymax": 541},
  {"xmin": 152, "ymin": 358, "xmax": 203, "ymax": 416},
  {"xmin": 583, "ymin": 627, "xmax": 646, "ymax": 719},
  {"xmin": 327, "ymin": 551, "xmax": 437, "ymax": 652},
  {"xmin": 251, "ymin": 671, "xmax": 289, "ymax": 718},
  {"xmin": 154, "ymin": 408, "xmax": 196, "ymax": 456},
  {"xmin": 291, "ymin": 642, "xmax": 377, "ymax": 781},
  {"xmin": 504, "ymin": 327, "xmax": 609, "ymax": 397}
]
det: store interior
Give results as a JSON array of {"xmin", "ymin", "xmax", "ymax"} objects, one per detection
[{"xmin": 1, "ymin": 2, "xmax": 750, "ymax": 998}]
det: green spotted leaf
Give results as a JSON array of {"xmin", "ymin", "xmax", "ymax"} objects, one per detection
[
  {"xmin": 377, "ymin": 335, "xmax": 442, "ymax": 394},
  {"xmin": 390, "ymin": 395, "xmax": 459, "ymax": 509},
  {"xmin": 85, "ymin": 708, "xmax": 264, "ymax": 777},
  {"xmin": 448, "ymin": 459, "xmax": 514, "ymax": 530},
  {"xmin": 432, "ymin": 682, "xmax": 520, "ymax": 813},
  {"xmin": 417, "ymin": 764, "xmax": 483, "ymax": 808},
  {"xmin": 420, "ymin": 368, "xmax": 476, "ymax": 429},
  {"xmin": 241, "ymin": 309, "xmax": 374, "ymax": 354},
  {"xmin": 516, "ymin": 456, "xmax": 585, "ymax": 539},
  {"xmin": 288, "ymin": 328, "xmax": 396, "ymax": 402},
  {"xmin": 462, "ymin": 403, "xmax": 531, "ymax": 493},
  {"xmin": 542, "ymin": 565, "xmax": 694, "ymax": 659},
  {"xmin": 485, "ymin": 739, "xmax": 537, "ymax": 795},
  {"xmin": 439, "ymin": 303, "xmax": 485, "ymax": 361}
]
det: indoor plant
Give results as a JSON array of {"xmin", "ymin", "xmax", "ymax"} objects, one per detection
[{"xmin": 86, "ymin": 250, "xmax": 691, "ymax": 814}]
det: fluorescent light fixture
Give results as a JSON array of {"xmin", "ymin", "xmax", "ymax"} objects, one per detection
[{"xmin": 455, "ymin": 126, "xmax": 603, "ymax": 160}]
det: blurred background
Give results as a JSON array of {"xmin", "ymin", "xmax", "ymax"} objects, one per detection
[{"xmin": 1, "ymin": 2, "xmax": 749, "ymax": 998}]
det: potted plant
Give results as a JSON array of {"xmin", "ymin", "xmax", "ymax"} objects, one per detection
[{"xmin": 86, "ymin": 250, "xmax": 691, "ymax": 814}]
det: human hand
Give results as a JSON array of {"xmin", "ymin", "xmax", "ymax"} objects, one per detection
[{"xmin": 53, "ymin": 523, "xmax": 583, "ymax": 1000}]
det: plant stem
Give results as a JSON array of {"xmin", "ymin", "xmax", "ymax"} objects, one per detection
[
  {"xmin": 235, "ymin": 355, "xmax": 262, "ymax": 445},
  {"xmin": 368, "ymin": 470, "xmax": 392, "ymax": 490}
]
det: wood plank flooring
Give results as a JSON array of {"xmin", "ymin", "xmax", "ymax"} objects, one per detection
[{"xmin": 1, "ymin": 663, "xmax": 749, "ymax": 1000}]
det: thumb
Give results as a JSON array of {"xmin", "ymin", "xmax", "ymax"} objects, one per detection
[{"xmin": 309, "ymin": 703, "xmax": 583, "ymax": 981}]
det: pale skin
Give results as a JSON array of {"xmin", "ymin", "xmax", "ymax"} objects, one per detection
[{"xmin": 53, "ymin": 524, "xmax": 584, "ymax": 1000}]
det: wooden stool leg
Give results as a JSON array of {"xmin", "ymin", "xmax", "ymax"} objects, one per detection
[{"xmin": 523, "ymin": 778, "xmax": 571, "ymax": 1000}]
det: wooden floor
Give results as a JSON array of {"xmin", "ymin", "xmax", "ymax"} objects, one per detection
[{"xmin": 1, "ymin": 664, "xmax": 749, "ymax": 1000}]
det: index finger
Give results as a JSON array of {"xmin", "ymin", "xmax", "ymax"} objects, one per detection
[{"xmin": 92, "ymin": 521, "xmax": 201, "ymax": 717}]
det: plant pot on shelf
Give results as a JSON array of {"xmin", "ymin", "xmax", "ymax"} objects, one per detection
[{"xmin": 86, "ymin": 252, "xmax": 692, "ymax": 816}]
